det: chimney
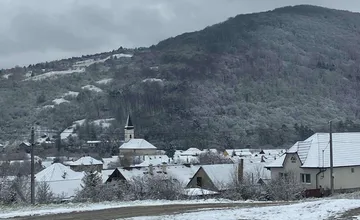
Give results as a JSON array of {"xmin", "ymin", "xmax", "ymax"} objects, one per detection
[
  {"xmin": 238, "ymin": 159, "xmax": 244, "ymax": 183},
  {"xmin": 149, "ymin": 164, "xmax": 154, "ymax": 175}
]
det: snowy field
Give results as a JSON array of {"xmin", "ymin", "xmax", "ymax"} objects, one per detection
[
  {"xmin": 0, "ymin": 199, "xmax": 243, "ymax": 219},
  {"xmin": 125, "ymin": 199, "xmax": 360, "ymax": 220}
]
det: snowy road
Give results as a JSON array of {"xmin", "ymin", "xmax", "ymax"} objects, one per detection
[
  {"xmin": 7, "ymin": 202, "xmax": 284, "ymax": 220},
  {"xmin": 5, "ymin": 199, "xmax": 360, "ymax": 220}
]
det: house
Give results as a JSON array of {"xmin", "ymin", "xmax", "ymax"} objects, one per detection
[
  {"xmin": 266, "ymin": 132, "xmax": 360, "ymax": 192},
  {"xmin": 102, "ymin": 156, "xmax": 120, "ymax": 169},
  {"xmin": 35, "ymin": 163, "xmax": 84, "ymax": 199},
  {"xmin": 19, "ymin": 142, "xmax": 31, "ymax": 152},
  {"xmin": 119, "ymin": 115, "xmax": 157, "ymax": 156},
  {"xmin": 69, "ymin": 156, "xmax": 103, "ymax": 172},
  {"xmin": 86, "ymin": 140, "xmax": 102, "ymax": 149},
  {"xmin": 134, "ymin": 155, "xmax": 172, "ymax": 167},
  {"xmin": 224, "ymin": 149, "xmax": 253, "ymax": 157},
  {"xmin": 187, "ymin": 160, "xmax": 271, "ymax": 192},
  {"xmin": 106, "ymin": 164, "xmax": 200, "ymax": 187}
]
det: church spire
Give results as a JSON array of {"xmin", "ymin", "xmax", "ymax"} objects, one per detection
[
  {"xmin": 124, "ymin": 114, "xmax": 134, "ymax": 142},
  {"xmin": 125, "ymin": 114, "xmax": 134, "ymax": 130}
]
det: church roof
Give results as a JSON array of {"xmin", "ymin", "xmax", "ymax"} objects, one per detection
[
  {"xmin": 125, "ymin": 115, "xmax": 134, "ymax": 129},
  {"xmin": 119, "ymin": 139, "xmax": 156, "ymax": 150}
]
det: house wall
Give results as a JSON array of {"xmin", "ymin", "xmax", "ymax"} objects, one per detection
[
  {"xmin": 119, "ymin": 149, "xmax": 157, "ymax": 156},
  {"xmin": 187, "ymin": 168, "xmax": 218, "ymax": 191},
  {"xmin": 70, "ymin": 164, "xmax": 103, "ymax": 173},
  {"xmin": 270, "ymin": 153, "xmax": 319, "ymax": 189},
  {"xmin": 317, "ymin": 166, "xmax": 360, "ymax": 191},
  {"xmin": 271, "ymin": 153, "xmax": 360, "ymax": 191}
]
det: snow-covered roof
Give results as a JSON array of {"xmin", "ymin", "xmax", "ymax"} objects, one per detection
[
  {"xmin": 224, "ymin": 149, "xmax": 253, "ymax": 157},
  {"xmin": 183, "ymin": 188, "xmax": 219, "ymax": 196},
  {"xmin": 173, "ymin": 155, "xmax": 199, "ymax": 164},
  {"xmin": 265, "ymin": 154, "xmax": 286, "ymax": 168},
  {"xmin": 267, "ymin": 133, "xmax": 360, "ymax": 168},
  {"xmin": 101, "ymin": 169, "xmax": 115, "ymax": 183},
  {"xmin": 102, "ymin": 156, "xmax": 119, "ymax": 169},
  {"xmin": 117, "ymin": 164, "xmax": 200, "ymax": 187},
  {"xmin": 70, "ymin": 156, "xmax": 103, "ymax": 166},
  {"xmin": 260, "ymin": 149, "xmax": 286, "ymax": 156},
  {"xmin": 134, "ymin": 155, "xmax": 171, "ymax": 167},
  {"xmin": 35, "ymin": 163, "xmax": 84, "ymax": 198},
  {"xmin": 119, "ymin": 139, "xmax": 157, "ymax": 150},
  {"xmin": 199, "ymin": 161, "xmax": 271, "ymax": 190},
  {"xmin": 201, "ymin": 164, "xmax": 237, "ymax": 190}
]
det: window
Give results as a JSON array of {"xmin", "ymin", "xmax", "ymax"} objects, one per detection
[
  {"xmin": 129, "ymin": 135, "xmax": 132, "ymax": 139},
  {"xmin": 301, "ymin": 174, "xmax": 311, "ymax": 183},
  {"xmin": 291, "ymin": 156, "xmax": 296, "ymax": 163},
  {"xmin": 196, "ymin": 177, "xmax": 203, "ymax": 187},
  {"xmin": 351, "ymin": 168, "xmax": 355, "ymax": 173},
  {"xmin": 279, "ymin": 172, "xmax": 288, "ymax": 179}
]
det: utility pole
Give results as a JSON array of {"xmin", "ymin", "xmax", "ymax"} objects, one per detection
[
  {"xmin": 329, "ymin": 120, "xmax": 334, "ymax": 194},
  {"xmin": 30, "ymin": 126, "xmax": 35, "ymax": 205}
]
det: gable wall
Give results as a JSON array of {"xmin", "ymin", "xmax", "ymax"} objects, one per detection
[{"xmin": 187, "ymin": 168, "xmax": 218, "ymax": 191}]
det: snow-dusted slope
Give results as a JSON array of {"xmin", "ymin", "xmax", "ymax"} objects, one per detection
[
  {"xmin": 96, "ymin": 78, "xmax": 113, "ymax": 84},
  {"xmin": 92, "ymin": 118, "xmax": 115, "ymax": 128},
  {"xmin": 63, "ymin": 91, "xmax": 79, "ymax": 98},
  {"xmin": 81, "ymin": 85, "xmax": 103, "ymax": 92},
  {"xmin": 53, "ymin": 98, "xmax": 70, "ymax": 105},
  {"xmin": 25, "ymin": 69, "xmax": 85, "ymax": 81},
  {"xmin": 60, "ymin": 119, "xmax": 86, "ymax": 140}
]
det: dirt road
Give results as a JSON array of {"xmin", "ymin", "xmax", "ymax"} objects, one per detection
[{"xmin": 10, "ymin": 202, "xmax": 290, "ymax": 220}]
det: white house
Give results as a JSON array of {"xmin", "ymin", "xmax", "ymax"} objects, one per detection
[
  {"xmin": 108, "ymin": 164, "xmax": 200, "ymax": 187},
  {"xmin": 119, "ymin": 115, "xmax": 157, "ymax": 156},
  {"xmin": 187, "ymin": 161, "xmax": 271, "ymax": 192},
  {"xmin": 266, "ymin": 132, "xmax": 360, "ymax": 192},
  {"xmin": 35, "ymin": 163, "xmax": 84, "ymax": 199}
]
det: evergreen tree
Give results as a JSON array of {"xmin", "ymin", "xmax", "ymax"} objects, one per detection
[{"xmin": 78, "ymin": 171, "xmax": 102, "ymax": 202}]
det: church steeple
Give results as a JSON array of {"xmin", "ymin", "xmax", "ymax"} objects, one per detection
[
  {"xmin": 124, "ymin": 114, "xmax": 134, "ymax": 142},
  {"xmin": 125, "ymin": 115, "xmax": 134, "ymax": 129}
]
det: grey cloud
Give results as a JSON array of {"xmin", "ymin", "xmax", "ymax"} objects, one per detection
[{"xmin": 1, "ymin": 0, "xmax": 360, "ymax": 68}]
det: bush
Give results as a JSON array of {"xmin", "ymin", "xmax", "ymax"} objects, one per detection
[{"xmin": 265, "ymin": 172, "xmax": 305, "ymax": 201}]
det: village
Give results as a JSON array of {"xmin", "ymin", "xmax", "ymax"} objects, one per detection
[{"xmin": 0, "ymin": 115, "xmax": 358, "ymax": 204}]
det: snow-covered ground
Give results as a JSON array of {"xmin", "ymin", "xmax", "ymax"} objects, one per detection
[
  {"xmin": 112, "ymin": 53, "xmax": 133, "ymax": 58},
  {"xmin": 60, "ymin": 119, "xmax": 86, "ymax": 140},
  {"xmin": 60, "ymin": 118, "xmax": 113, "ymax": 139},
  {"xmin": 81, "ymin": 84, "xmax": 103, "ymax": 92},
  {"xmin": 52, "ymin": 98, "xmax": 70, "ymax": 105},
  {"xmin": 25, "ymin": 69, "xmax": 85, "ymax": 81},
  {"xmin": 0, "ymin": 199, "xmax": 238, "ymax": 219},
  {"xmin": 125, "ymin": 199, "xmax": 360, "ymax": 220},
  {"xmin": 2, "ymin": 73, "xmax": 12, "ymax": 79},
  {"xmin": 92, "ymin": 118, "xmax": 115, "ymax": 128},
  {"xmin": 72, "ymin": 53, "xmax": 132, "ymax": 68},
  {"xmin": 142, "ymin": 78, "xmax": 163, "ymax": 83},
  {"xmin": 63, "ymin": 91, "xmax": 79, "ymax": 98},
  {"xmin": 96, "ymin": 78, "xmax": 113, "ymax": 84}
]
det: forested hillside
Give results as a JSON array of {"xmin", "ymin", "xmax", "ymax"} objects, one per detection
[{"xmin": 1, "ymin": 5, "xmax": 360, "ymax": 151}]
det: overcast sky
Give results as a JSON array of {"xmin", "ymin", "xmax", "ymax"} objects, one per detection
[{"xmin": 1, "ymin": 0, "xmax": 360, "ymax": 69}]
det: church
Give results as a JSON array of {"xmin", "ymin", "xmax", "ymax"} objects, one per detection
[{"xmin": 118, "ymin": 115, "xmax": 157, "ymax": 156}]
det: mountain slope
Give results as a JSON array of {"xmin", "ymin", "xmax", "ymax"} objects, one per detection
[{"xmin": 2, "ymin": 5, "xmax": 360, "ymax": 150}]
